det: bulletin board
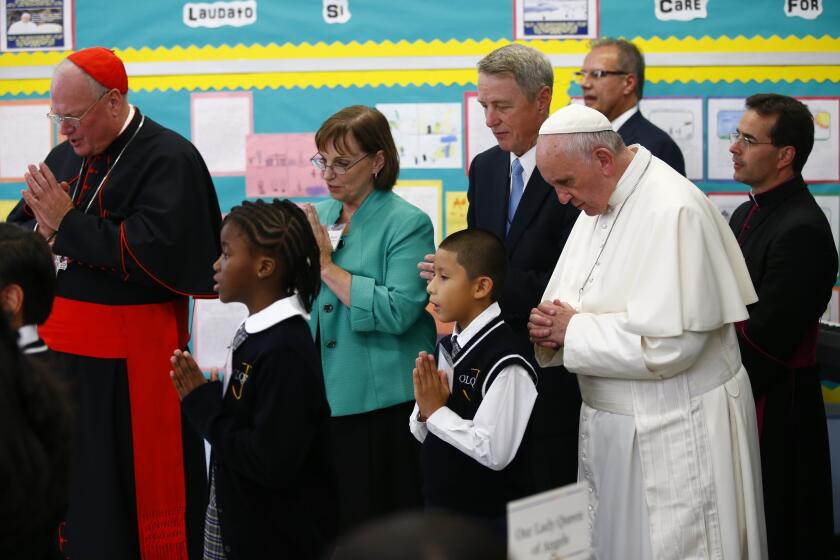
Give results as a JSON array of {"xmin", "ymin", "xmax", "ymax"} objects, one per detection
[{"xmin": 0, "ymin": 0, "xmax": 839, "ymax": 357}]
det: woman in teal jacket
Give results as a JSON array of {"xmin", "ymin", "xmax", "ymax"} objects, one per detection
[{"xmin": 303, "ymin": 105, "xmax": 436, "ymax": 534}]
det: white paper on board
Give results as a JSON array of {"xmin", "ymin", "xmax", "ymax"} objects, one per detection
[
  {"xmin": 800, "ymin": 98, "xmax": 840, "ymax": 182},
  {"xmin": 815, "ymin": 195, "xmax": 840, "ymax": 253},
  {"xmin": 377, "ymin": 103, "xmax": 463, "ymax": 169},
  {"xmin": 394, "ymin": 182, "xmax": 442, "ymax": 244},
  {"xmin": 0, "ymin": 102, "xmax": 52, "ymax": 180},
  {"xmin": 639, "ymin": 97, "xmax": 704, "ymax": 179},
  {"xmin": 192, "ymin": 92, "xmax": 253, "ymax": 175},
  {"xmin": 192, "ymin": 299, "xmax": 249, "ymax": 371},
  {"xmin": 465, "ymin": 93, "xmax": 498, "ymax": 172},
  {"xmin": 707, "ymin": 98, "xmax": 746, "ymax": 181}
]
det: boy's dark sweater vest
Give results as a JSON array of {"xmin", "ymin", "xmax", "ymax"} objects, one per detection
[{"xmin": 422, "ymin": 315, "xmax": 538, "ymax": 516}]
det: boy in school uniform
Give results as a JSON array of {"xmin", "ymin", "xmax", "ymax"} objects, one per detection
[
  {"xmin": 409, "ymin": 228, "xmax": 538, "ymax": 536},
  {"xmin": 169, "ymin": 199, "xmax": 338, "ymax": 560}
]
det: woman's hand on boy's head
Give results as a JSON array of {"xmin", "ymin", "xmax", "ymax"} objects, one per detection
[
  {"xmin": 169, "ymin": 350, "xmax": 218, "ymax": 401},
  {"xmin": 412, "ymin": 351, "xmax": 449, "ymax": 420}
]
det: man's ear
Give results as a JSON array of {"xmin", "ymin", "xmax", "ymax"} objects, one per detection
[
  {"xmin": 536, "ymin": 85, "xmax": 552, "ymax": 115},
  {"xmin": 0, "ymin": 284, "xmax": 24, "ymax": 317},
  {"xmin": 592, "ymin": 147, "xmax": 615, "ymax": 175},
  {"xmin": 777, "ymin": 145, "xmax": 796, "ymax": 172},
  {"xmin": 473, "ymin": 276, "xmax": 494, "ymax": 300},
  {"xmin": 622, "ymin": 73, "xmax": 638, "ymax": 98}
]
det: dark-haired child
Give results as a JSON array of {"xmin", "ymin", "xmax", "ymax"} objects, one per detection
[
  {"xmin": 169, "ymin": 199, "xmax": 338, "ymax": 559},
  {"xmin": 0, "ymin": 223, "xmax": 71, "ymax": 559},
  {"xmin": 409, "ymin": 228, "xmax": 538, "ymax": 538},
  {"xmin": 0, "ymin": 222, "xmax": 55, "ymax": 364}
]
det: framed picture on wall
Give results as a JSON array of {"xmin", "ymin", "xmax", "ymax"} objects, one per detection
[
  {"xmin": 1, "ymin": 0, "xmax": 74, "ymax": 52},
  {"xmin": 513, "ymin": 0, "xmax": 599, "ymax": 40}
]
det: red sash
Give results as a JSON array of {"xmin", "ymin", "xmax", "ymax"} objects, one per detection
[{"xmin": 40, "ymin": 297, "xmax": 190, "ymax": 560}]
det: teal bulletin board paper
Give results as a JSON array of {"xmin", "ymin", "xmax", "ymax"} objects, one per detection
[
  {"xmin": 73, "ymin": 0, "xmax": 510, "ymax": 50},
  {"xmin": 597, "ymin": 0, "xmax": 839, "ymax": 39},
  {"xmin": 71, "ymin": 0, "xmax": 838, "ymax": 51}
]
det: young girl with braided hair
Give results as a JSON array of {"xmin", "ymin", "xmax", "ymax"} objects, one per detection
[{"xmin": 170, "ymin": 198, "xmax": 338, "ymax": 559}]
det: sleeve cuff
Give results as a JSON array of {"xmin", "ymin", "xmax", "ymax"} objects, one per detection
[
  {"xmin": 425, "ymin": 406, "xmax": 460, "ymax": 435},
  {"xmin": 180, "ymin": 380, "xmax": 224, "ymax": 441},
  {"xmin": 52, "ymin": 208, "xmax": 84, "ymax": 254},
  {"xmin": 349, "ymin": 274, "xmax": 375, "ymax": 331}
]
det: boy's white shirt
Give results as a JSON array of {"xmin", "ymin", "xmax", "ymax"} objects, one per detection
[
  {"xmin": 409, "ymin": 302, "xmax": 538, "ymax": 471},
  {"xmin": 222, "ymin": 294, "xmax": 309, "ymax": 395}
]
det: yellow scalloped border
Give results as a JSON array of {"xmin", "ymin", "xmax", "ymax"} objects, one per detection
[
  {"xmin": 2, "ymin": 35, "xmax": 839, "ymax": 67},
  {"xmin": 1, "ymin": 35, "xmax": 838, "ymax": 95}
]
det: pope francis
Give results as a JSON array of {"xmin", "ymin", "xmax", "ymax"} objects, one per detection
[{"xmin": 528, "ymin": 104, "xmax": 767, "ymax": 560}]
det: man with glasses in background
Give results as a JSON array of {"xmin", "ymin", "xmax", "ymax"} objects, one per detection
[
  {"xmin": 7, "ymin": 46, "xmax": 221, "ymax": 560},
  {"xmin": 578, "ymin": 38, "xmax": 686, "ymax": 176},
  {"xmin": 728, "ymin": 93, "xmax": 836, "ymax": 560}
]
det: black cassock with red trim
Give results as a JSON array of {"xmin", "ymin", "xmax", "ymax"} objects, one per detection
[{"xmin": 9, "ymin": 108, "xmax": 222, "ymax": 560}]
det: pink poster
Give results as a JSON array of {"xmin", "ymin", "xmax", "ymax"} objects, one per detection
[{"xmin": 245, "ymin": 133, "xmax": 326, "ymax": 198}]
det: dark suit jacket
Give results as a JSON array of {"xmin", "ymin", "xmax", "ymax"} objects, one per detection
[
  {"xmin": 618, "ymin": 110, "xmax": 686, "ymax": 176},
  {"xmin": 467, "ymin": 145, "xmax": 581, "ymax": 491},
  {"xmin": 729, "ymin": 176, "xmax": 836, "ymax": 560}
]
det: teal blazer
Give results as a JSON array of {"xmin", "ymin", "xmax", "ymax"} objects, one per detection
[{"xmin": 310, "ymin": 190, "xmax": 436, "ymax": 417}]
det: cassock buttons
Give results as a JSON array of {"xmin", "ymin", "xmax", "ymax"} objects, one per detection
[
  {"xmin": 324, "ymin": 303, "xmax": 334, "ymax": 312},
  {"xmin": 326, "ymin": 340, "xmax": 337, "ymax": 349}
]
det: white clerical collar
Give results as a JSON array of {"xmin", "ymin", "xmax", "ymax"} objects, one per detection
[
  {"xmin": 608, "ymin": 145, "xmax": 651, "ymax": 211},
  {"xmin": 242, "ymin": 294, "xmax": 309, "ymax": 335},
  {"xmin": 610, "ymin": 105, "xmax": 639, "ymax": 131},
  {"xmin": 118, "ymin": 105, "xmax": 136, "ymax": 135},
  {"xmin": 510, "ymin": 144, "xmax": 537, "ymax": 192},
  {"xmin": 17, "ymin": 324, "xmax": 39, "ymax": 349},
  {"xmin": 452, "ymin": 302, "xmax": 501, "ymax": 347}
]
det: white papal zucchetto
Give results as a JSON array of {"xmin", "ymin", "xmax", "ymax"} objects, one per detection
[{"xmin": 539, "ymin": 103, "xmax": 613, "ymax": 135}]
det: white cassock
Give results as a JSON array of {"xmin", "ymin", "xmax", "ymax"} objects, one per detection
[{"xmin": 536, "ymin": 146, "xmax": 767, "ymax": 560}]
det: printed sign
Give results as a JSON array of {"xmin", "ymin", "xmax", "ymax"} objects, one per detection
[
  {"xmin": 323, "ymin": 0, "xmax": 350, "ymax": 23},
  {"xmin": 183, "ymin": 0, "xmax": 257, "ymax": 28},
  {"xmin": 654, "ymin": 0, "xmax": 708, "ymax": 21},
  {"xmin": 784, "ymin": 0, "xmax": 822, "ymax": 19},
  {"xmin": 508, "ymin": 482, "xmax": 593, "ymax": 559}
]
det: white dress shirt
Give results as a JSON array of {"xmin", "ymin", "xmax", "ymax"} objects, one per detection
[{"xmin": 409, "ymin": 302, "xmax": 538, "ymax": 471}]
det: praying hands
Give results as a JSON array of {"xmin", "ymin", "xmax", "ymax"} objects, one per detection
[
  {"xmin": 21, "ymin": 162, "xmax": 74, "ymax": 238},
  {"xmin": 528, "ymin": 299, "xmax": 577, "ymax": 349}
]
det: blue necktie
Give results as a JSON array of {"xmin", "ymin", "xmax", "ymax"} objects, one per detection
[{"xmin": 507, "ymin": 158, "xmax": 524, "ymax": 236}]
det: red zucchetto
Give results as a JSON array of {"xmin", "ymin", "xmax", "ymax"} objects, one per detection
[{"xmin": 67, "ymin": 47, "xmax": 128, "ymax": 94}]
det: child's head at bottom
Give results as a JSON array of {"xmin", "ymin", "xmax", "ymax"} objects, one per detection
[
  {"xmin": 0, "ymin": 223, "xmax": 55, "ymax": 330},
  {"xmin": 428, "ymin": 228, "xmax": 508, "ymax": 330},
  {"xmin": 216, "ymin": 199, "xmax": 321, "ymax": 313}
]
